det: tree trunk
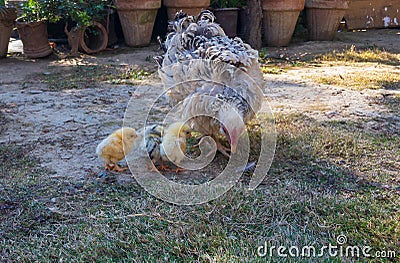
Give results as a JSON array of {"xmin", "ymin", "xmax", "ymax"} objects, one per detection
[{"xmin": 238, "ymin": 0, "xmax": 262, "ymax": 49}]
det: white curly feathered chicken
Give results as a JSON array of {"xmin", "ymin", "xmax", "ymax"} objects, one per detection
[{"xmin": 155, "ymin": 10, "xmax": 264, "ymax": 156}]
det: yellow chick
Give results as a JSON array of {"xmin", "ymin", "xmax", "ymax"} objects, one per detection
[
  {"xmin": 160, "ymin": 122, "xmax": 192, "ymax": 172},
  {"xmin": 96, "ymin": 127, "xmax": 139, "ymax": 172}
]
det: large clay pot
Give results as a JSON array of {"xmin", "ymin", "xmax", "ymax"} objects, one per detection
[
  {"xmin": 163, "ymin": 0, "xmax": 210, "ymax": 19},
  {"xmin": 214, "ymin": 8, "xmax": 239, "ymax": 37},
  {"xmin": 306, "ymin": 0, "xmax": 350, "ymax": 41},
  {"xmin": 262, "ymin": 0, "xmax": 305, "ymax": 47},
  {"xmin": 114, "ymin": 0, "xmax": 161, "ymax": 47},
  {"xmin": 16, "ymin": 20, "xmax": 53, "ymax": 58},
  {"xmin": 0, "ymin": 8, "xmax": 17, "ymax": 58}
]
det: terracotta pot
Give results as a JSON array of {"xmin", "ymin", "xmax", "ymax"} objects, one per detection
[
  {"xmin": 214, "ymin": 8, "xmax": 239, "ymax": 37},
  {"xmin": 163, "ymin": 0, "xmax": 210, "ymax": 19},
  {"xmin": 305, "ymin": 0, "xmax": 350, "ymax": 41},
  {"xmin": 114, "ymin": 0, "xmax": 161, "ymax": 47},
  {"xmin": 262, "ymin": 0, "xmax": 305, "ymax": 47},
  {"xmin": 0, "ymin": 8, "xmax": 17, "ymax": 58},
  {"xmin": 16, "ymin": 20, "xmax": 53, "ymax": 58},
  {"xmin": 79, "ymin": 21, "xmax": 108, "ymax": 54}
]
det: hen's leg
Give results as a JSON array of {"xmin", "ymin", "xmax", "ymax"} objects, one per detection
[
  {"xmin": 216, "ymin": 141, "xmax": 231, "ymax": 158},
  {"xmin": 213, "ymin": 136, "xmax": 231, "ymax": 158}
]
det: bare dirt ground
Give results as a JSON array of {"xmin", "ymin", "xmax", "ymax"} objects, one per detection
[{"xmin": 1, "ymin": 29, "xmax": 399, "ymax": 181}]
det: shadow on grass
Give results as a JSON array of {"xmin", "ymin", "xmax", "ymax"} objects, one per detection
[
  {"xmin": 0, "ymin": 106, "xmax": 9, "ymax": 134},
  {"xmin": 376, "ymin": 94, "xmax": 400, "ymax": 113},
  {"xmin": 379, "ymin": 80, "xmax": 400, "ymax": 90}
]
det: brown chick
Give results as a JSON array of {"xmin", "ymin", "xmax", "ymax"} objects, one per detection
[{"xmin": 96, "ymin": 127, "xmax": 139, "ymax": 172}]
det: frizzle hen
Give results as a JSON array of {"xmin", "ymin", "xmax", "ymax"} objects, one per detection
[{"xmin": 155, "ymin": 10, "xmax": 264, "ymax": 156}]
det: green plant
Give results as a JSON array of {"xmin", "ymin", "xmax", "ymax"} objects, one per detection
[
  {"xmin": 211, "ymin": 0, "xmax": 245, "ymax": 8},
  {"xmin": 60, "ymin": 0, "xmax": 112, "ymax": 28},
  {"xmin": 18, "ymin": 0, "xmax": 60, "ymax": 22},
  {"xmin": 17, "ymin": 0, "xmax": 111, "ymax": 26}
]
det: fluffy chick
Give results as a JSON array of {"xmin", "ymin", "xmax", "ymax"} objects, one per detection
[
  {"xmin": 160, "ymin": 122, "xmax": 192, "ymax": 172},
  {"xmin": 135, "ymin": 124, "xmax": 165, "ymax": 170},
  {"xmin": 96, "ymin": 127, "xmax": 139, "ymax": 172}
]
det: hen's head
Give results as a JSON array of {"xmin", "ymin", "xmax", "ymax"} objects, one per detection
[{"xmin": 218, "ymin": 108, "xmax": 245, "ymax": 153}]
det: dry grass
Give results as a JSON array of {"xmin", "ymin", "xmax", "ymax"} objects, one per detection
[
  {"xmin": 305, "ymin": 47, "xmax": 400, "ymax": 90},
  {"xmin": 311, "ymin": 71, "xmax": 400, "ymax": 90},
  {"xmin": 316, "ymin": 46, "xmax": 400, "ymax": 66},
  {"xmin": 260, "ymin": 66, "xmax": 284, "ymax": 75},
  {"xmin": 1, "ymin": 112, "xmax": 398, "ymax": 262},
  {"xmin": 24, "ymin": 64, "xmax": 156, "ymax": 90},
  {"xmin": 260, "ymin": 46, "xmax": 400, "ymax": 90},
  {"xmin": 1, "ymin": 45, "xmax": 398, "ymax": 262}
]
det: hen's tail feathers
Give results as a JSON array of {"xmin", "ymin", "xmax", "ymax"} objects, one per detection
[{"xmin": 174, "ymin": 10, "xmax": 188, "ymax": 21}]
